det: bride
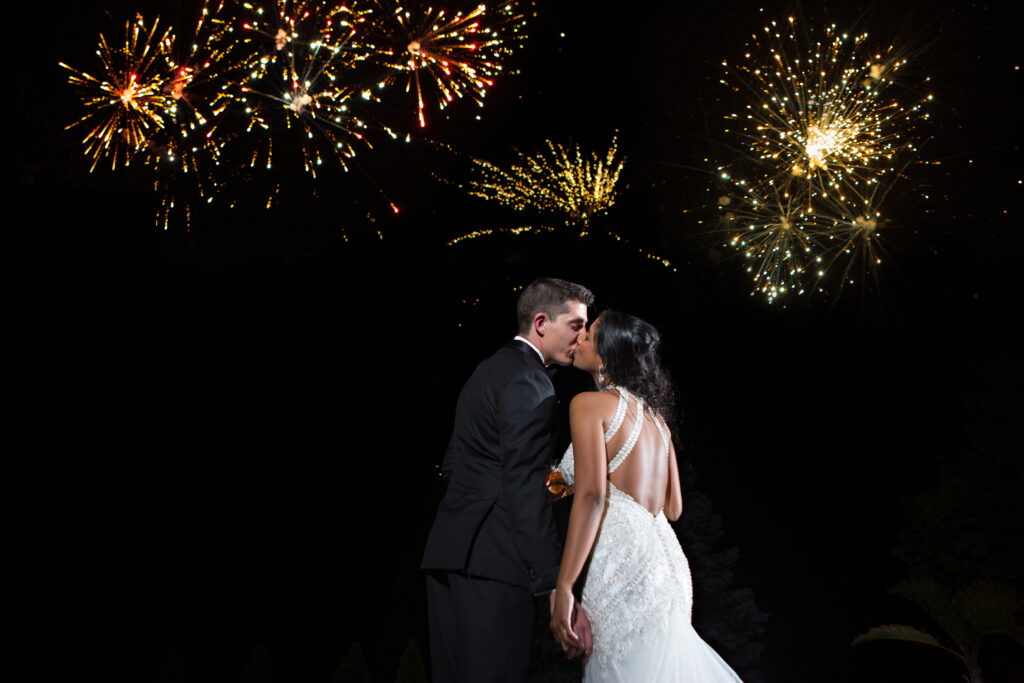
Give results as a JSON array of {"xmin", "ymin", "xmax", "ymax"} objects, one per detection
[{"xmin": 549, "ymin": 311, "xmax": 743, "ymax": 682}]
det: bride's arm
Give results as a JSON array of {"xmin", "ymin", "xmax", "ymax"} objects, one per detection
[
  {"xmin": 665, "ymin": 438, "xmax": 683, "ymax": 521},
  {"xmin": 550, "ymin": 392, "xmax": 607, "ymax": 652}
]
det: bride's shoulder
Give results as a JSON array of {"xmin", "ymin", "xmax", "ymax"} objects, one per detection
[{"xmin": 569, "ymin": 389, "xmax": 618, "ymax": 414}]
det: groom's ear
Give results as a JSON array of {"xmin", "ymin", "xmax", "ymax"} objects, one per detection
[{"xmin": 533, "ymin": 312, "xmax": 550, "ymax": 336}]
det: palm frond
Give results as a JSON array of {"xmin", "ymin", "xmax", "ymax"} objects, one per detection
[
  {"xmin": 890, "ymin": 576, "xmax": 969, "ymax": 647},
  {"xmin": 852, "ymin": 624, "xmax": 943, "ymax": 648},
  {"xmin": 852, "ymin": 624, "xmax": 967, "ymax": 665},
  {"xmin": 955, "ymin": 579, "xmax": 1024, "ymax": 647}
]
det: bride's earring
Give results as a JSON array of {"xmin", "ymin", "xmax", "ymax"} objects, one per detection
[{"xmin": 598, "ymin": 366, "xmax": 605, "ymax": 387}]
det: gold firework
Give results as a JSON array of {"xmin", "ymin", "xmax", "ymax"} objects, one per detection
[
  {"xmin": 465, "ymin": 137, "xmax": 624, "ymax": 229},
  {"xmin": 149, "ymin": 1, "xmax": 246, "ymax": 227},
  {"xmin": 806, "ymin": 168, "xmax": 910, "ymax": 298},
  {"xmin": 724, "ymin": 18, "xmax": 925, "ymax": 202},
  {"xmin": 61, "ymin": 14, "xmax": 174, "ymax": 171},
  {"xmin": 451, "ymin": 136, "xmax": 673, "ymax": 267},
  {"xmin": 718, "ymin": 16, "xmax": 931, "ymax": 302},
  {"xmin": 235, "ymin": 0, "xmax": 377, "ymax": 185},
  {"xmin": 154, "ymin": 1, "xmax": 242, "ymax": 162},
  {"xmin": 718, "ymin": 176, "xmax": 829, "ymax": 302}
]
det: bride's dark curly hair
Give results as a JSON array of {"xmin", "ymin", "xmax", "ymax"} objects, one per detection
[{"xmin": 595, "ymin": 310, "xmax": 677, "ymax": 424}]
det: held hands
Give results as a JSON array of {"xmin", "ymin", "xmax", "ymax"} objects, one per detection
[{"xmin": 549, "ymin": 587, "xmax": 593, "ymax": 659}]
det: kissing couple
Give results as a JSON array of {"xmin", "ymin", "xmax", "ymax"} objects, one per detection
[{"xmin": 422, "ymin": 277, "xmax": 743, "ymax": 682}]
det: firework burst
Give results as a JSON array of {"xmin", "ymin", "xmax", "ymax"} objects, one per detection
[
  {"xmin": 147, "ymin": 1, "xmax": 248, "ymax": 227},
  {"xmin": 464, "ymin": 137, "xmax": 624, "ymax": 229},
  {"xmin": 805, "ymin": 163, "xmax": 915, "ymax": 299},
  {"xmin": 724, "ymin": 18, "xmax": 925, "ymax": 204},
  {"xmin": 449, "ymin": 136, "xmax": 675, "ymax": 268},
  {"xmin": 717, "ymin": 175, "xmax": 830, "ymax": 302},
  {"xmin": 158, "ymin": 2, "xmax": 241, "ymax": 137},
  {"xmin": 232, "ymin": 0, "xmax": 379, "ymax": 194},
  {"xmin": 369, "ymin": 0, "xmax": 527, "ymax": 127},
  {"xmin": 717, "ymin": 16, "xmax": 931, "ymax": 302},
  {"xmin": 61, "ymin": 14, "xmax": 175, "ymax": 172},
  {"xmin": 60, "ymin": 1, "xmax": 531, "ymax": 228}
]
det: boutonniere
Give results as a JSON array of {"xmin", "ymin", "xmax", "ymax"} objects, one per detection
[{"xmin": 545, "ymin": 466, "xmax": 573, "ymax": 501}]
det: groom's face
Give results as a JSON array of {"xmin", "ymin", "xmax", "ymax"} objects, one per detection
[{"xmin": 543, "ymin": 301, "xmax": 588, "ymax": 366}]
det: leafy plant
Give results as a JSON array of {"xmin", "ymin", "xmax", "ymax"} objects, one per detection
[{"xmin": 852, "ymin": 577, "xmax": 1023, "ymax": 683}]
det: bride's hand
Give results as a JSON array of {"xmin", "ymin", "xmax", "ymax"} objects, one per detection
[
  {"xmin": 573, "ymin": 602, "xmax": 593, "ymax": 658},
  {"xmin": 549, "ymin": 586, "xmax": 581, "ymax": 656}
]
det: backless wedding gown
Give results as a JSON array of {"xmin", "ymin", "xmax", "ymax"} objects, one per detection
[{"xmin": 557, "ymin": 386, "xmax": 743, "ymax": 682}]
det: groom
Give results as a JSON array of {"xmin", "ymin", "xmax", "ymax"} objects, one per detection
[{"xmin": 422, "ymin": 277, "xmax": 594, "ymax": 682}]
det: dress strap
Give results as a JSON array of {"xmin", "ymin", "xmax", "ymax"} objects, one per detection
[
  {"xmin": 556, "ymin": 387, "xmax": 631, "ymax": 487},
  {"xmin": 651, "ymin": 411, "xmax": 671, "ymax": 453},
  {"xmin": 607, "ymin": 392, "xmax": 645, "ymax": 474},
  {"xmin": 604, "ymin": 388, "xmax": 628, "ymax": 443}
]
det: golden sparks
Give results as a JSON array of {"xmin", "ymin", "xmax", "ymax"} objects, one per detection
[
  {"xmin": 464, "ymin": 137, "xmax": 624, "ymax": 229},
  {"xmin": 717, "ymin": 17, "xmax": 931, "ymax": 302}
]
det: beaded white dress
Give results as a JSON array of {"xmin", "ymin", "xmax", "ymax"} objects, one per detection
[{"xmin": 557, "ymin": 387, "xmax": 743, "ymax": 682}]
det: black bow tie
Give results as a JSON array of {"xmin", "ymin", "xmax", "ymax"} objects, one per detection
[{"xmin": 545, "ymin": 365, "xmax": 559, "ymax": 378}]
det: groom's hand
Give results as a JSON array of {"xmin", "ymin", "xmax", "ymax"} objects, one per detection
[
  {"xmin": 572, "ymin": 604, "xmax": 593, "ymax": 659},
  {"xmin": 549, "ymin": 588, "xmax": 592, "ymax": 659}
]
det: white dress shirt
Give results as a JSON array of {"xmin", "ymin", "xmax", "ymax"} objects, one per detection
[{"xmin": 513, "ymin": 335, "xmax": 546, "ymax": 366}]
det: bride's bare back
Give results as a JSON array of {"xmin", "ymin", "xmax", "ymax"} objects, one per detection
[{"xmin": 581, "ymin": 388, "xmax": 683, "ymax": 520}]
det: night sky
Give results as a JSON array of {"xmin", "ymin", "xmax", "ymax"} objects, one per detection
[{"xmin": 15, "ymin": 1, "xmax": 1021, "ymax": 682}]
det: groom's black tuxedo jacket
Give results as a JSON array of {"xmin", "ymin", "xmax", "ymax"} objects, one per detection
[{"xmin": 422, "ymin": 339, "xmax": 562, "ymax": 593}]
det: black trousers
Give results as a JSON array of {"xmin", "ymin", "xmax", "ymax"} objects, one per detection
[{"xmin": 426, "ymin": 572, "xmax": 534, "ymax": 683}]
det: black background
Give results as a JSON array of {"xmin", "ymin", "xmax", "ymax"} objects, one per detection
[{"xmin": 14, "ymin": 1, "xmax": 1021, "ymax": 682}]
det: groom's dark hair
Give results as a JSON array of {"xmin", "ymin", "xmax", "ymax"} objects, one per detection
[{"xmin": 516, "ymin": 277, "xmax": 593, "ymax": 335}]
